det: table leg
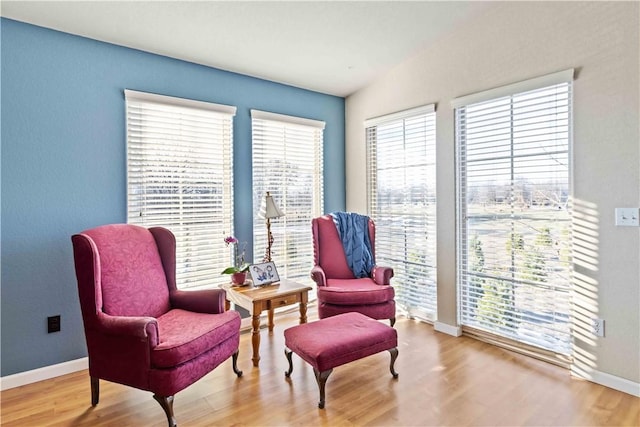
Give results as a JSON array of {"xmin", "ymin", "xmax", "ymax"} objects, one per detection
[
  {"xmin": 299, "ymin": 291, "xmax": 309, "ymax": 324},
  {"xmin": 251, "ymin": 305, "xmax": 261, "ymax": 367},
  {"xmin": 268, "ymin": 308, "xmax": 275, "ymax": 333}
]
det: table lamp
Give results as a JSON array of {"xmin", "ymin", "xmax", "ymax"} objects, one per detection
[{"xmin": 261, "ymin": 191, "xmax": 284, "ymax": 262}]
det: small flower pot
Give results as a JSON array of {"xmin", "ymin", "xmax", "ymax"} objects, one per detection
[{"xmin": 231, "ymin": 272, "xmax": 247, "ymax": 285}]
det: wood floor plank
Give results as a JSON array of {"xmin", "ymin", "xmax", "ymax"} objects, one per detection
[{"xmin": 1, "ymin": 312, "xmax": 638, "ymax": 426}]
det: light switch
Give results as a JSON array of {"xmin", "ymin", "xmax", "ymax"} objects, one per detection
[{"xmin": 615, "ymin": 208, "xmax": 640, "ymax": 226}]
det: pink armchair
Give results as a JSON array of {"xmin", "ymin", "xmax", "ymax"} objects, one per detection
[
  {"xmin": 311, "ymin": 214, "xmax": 396, "ymax": 326},
  {"xmin": 71, "ymin": 224, "xmax": 242, "ymax": 427}
]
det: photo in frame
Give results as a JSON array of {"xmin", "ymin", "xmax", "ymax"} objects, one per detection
[{"xmin": 249, "ymin": 261, "xmax": 280, "ymax": 286}]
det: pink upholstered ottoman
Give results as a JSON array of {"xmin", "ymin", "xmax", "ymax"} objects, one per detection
[{"xmin": 284, "ymin": 312, "xmax": 398, "ymax": 408}]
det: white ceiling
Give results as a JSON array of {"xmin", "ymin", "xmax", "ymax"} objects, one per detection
[{"xmin": 1, "ymin": 1, "xmax": 491, "ymax": 97}]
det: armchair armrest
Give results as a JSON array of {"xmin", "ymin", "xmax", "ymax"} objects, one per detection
[
  {"xmin": 310, "ymin": 265, "xmax": 327, "ymax": 287},
  {"xmin": 86, "ymin": 313, "xmax": 159, "ymax": 388},
  {"xmin": 372, "ymin": 265, "xmax": 394, "ymax": 285},
  {"xmin": 170, "ymin": 288, "xmax": 226, "ymax": 314},
  {"xmin": 94, "ymin": 312, "xmax": 159, "ymax": 347}
]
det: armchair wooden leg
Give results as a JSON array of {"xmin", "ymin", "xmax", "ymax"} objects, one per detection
[
  {"xmin": 388, "ymin": 347, "xmax": 399, "ymax": 378},
  {"xmin": 153, "ymin": 394, "xmax": 177, "ymax": 427},
  {"xmin": 90, "ymin": 377, "xmax": 99, "ymax": 406},
  {"xmin": 232, "ymin": 349, "xmax": 243, "ymax": 377},
  {"xmin": 390, "ymin": 317, "xmax": 396, "ymax": 327}
]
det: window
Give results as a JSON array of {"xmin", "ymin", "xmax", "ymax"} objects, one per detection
[
  {"xmin": 251, "ymin": 110, "xmax": 324, "ymax": 285},
  {"xmin": 365, "ymin": 105, "xmax": 437, "ymax": 321},
  {"xmin": 454, "ymin": 70, "xmax": 573, "ymax": 360},
  {"xmin": 126, "ymin": 90, "xmax": 236, "ymax": 289}
]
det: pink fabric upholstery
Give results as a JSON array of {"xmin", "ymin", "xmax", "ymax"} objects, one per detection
[
  {"xmin": 152, "ymin": 309, "xmax": 240, "ymax": 368},
  {"xmin": 319, "ymin": 278, "xmax": 395, "ymax": 305},
  {"xmin": 313, "ymin": 215, "xmax": 359, "ymax": 279},
  {"xmin": 284, "ymin": 312, "xmax": 398, "ymax": 372},
  {"xmin": 82, "ymin": 224, "xmax": 171, "ymax": 318},
  {"xmin": 311, "ymin": 215, "xmax": 396, "ymax": 323},
  {"xmin": 71, "ymin": 223, "xmax": 241, "ymax": 400},
  {"xmin": 148, "ymin": 333, "xmax": 240, "ymax": 397},
  {"xmin": 315, "ymin": 302, "xmax": 395, "ymax": 321}
]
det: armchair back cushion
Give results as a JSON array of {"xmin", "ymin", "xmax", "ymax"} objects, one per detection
[
  {"xmin": 83, "ymin": 224, "xmax": 170, "ymax": 318},
  {"xmin": 313, "ymin": 215, "xmax": 376, "ymax": 279}
]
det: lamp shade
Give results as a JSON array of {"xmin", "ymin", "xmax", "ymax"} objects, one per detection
[{"xmin": 262, "ymin": 191, "xmax": 285, "ymax": 219}]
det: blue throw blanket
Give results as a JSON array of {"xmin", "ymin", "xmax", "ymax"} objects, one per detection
[{"xmin": 330, "ymin": 212, "xmax": 374, "ymax": 278}]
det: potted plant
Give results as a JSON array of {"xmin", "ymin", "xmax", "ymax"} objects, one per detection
[{"xmin": 221, "ymin": 236, "xmax": 250, "ymax": 285}]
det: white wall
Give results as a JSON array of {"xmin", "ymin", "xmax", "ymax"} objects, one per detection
[{"xmin": 346, "ymin": 1, "xmax": 639, "ymax": 387}]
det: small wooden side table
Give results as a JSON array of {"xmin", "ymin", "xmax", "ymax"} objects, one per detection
[{"xmin": 221, "ymin": 279, "xmax": 312, "ymax": 367}]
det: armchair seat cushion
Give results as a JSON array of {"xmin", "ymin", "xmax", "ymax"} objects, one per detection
[
  {"xmin": 152, "ymin": 309, "xmax": 241, "ymax": 368},
  {"xmin": 318, "ymin": 278, "xmax": 395, "ymax": 306}
]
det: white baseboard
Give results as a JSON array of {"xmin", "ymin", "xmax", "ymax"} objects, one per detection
[
  {"xmin": 434, "ymin": 321, "xmax": 462, "ymax": 337},
  {"xmin": 1, "ymin": 357, "xmax": 88, "ymax": 391},
  {"xmin": 572, "ymin": 366, "xmax": 640, "ymax": 397}
]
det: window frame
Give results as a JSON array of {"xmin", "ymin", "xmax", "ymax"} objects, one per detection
[
  {"xmin": 125, "ymin": 89, "xmax": 236, "ymax": 290},
  {"xmin": 365, "ymin": 104, "xmax": 438, "ymax": 321},
  {"xmin": 250, "ymin": 109, "xmax": 325, "ymax": 286},
  {"xmin": 453, "ymin": 70, "xmax": 574, "ymax": 362}
]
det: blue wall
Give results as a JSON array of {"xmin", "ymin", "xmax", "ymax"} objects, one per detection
[{"xmin": 0, "ymin": 18, "xmax": 345, "ymax": 376}]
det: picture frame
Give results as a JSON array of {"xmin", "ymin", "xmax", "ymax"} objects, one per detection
[{"xmin": 249, "ymin": 261, "xmax": 280, "ymax": 286}]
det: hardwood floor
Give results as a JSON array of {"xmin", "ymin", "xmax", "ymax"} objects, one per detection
[{"xmin": 2, "ymin": 310, "xmax": 638, "ymax": 426}]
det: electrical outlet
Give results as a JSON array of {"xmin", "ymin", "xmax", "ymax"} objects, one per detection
[
  {"xmin": 592, "ymin": 318, "xmax": 604, "ymax": 337},
  {"xmin": 615, "ymin": 208, "xmax": 640, "ymax": 226},
  {"xmin": 47, "ymin": 315, "xmax": 61, "ymax": 333}
]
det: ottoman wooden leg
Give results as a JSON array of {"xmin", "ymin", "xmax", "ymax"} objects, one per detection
[
  {"xmin": 389, "ymin": 347, "xmax": 399, "ymax": 378},
  {"xmin": 313, "ymin": 368, "xmax": 333, "ymax": 409},
  {"xmin": 284, "ymin": 348, "xmax": 294, "ymax": 377}
]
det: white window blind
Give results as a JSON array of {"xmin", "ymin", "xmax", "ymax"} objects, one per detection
[
  {"xmin": 366, "ymin": 105, "xmax": 437, "ymax": 321},
  {"xmin": 251, "ymin": 110, "xmax": 324, "ymax": 285},
  {"xmin": 455, "ymin": 71, "xmax": 573, "ymax": 359},
  {"xmin": 126, "ymin": 89, "xmax": 236, "ymax": 289}
]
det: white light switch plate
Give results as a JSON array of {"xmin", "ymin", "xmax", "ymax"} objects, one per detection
[{"xmin": 615, "ymin": 208, "xmax": 640, "ymax": 226}]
